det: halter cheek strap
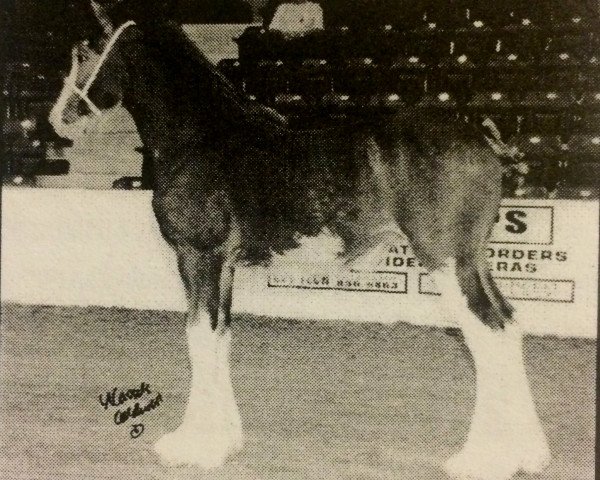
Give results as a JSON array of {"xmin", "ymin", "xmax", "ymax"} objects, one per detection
[{"xmin": 65, "ymin": 20, "xmax": 136, "ymax": 116}]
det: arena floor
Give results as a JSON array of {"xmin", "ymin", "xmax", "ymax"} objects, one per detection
[{"xmin": 0, "ymin": 304, "xmax": 595, "ymax": 480}]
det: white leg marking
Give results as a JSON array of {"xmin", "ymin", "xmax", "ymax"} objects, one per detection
[
  {"xmin": 154, "ymin": 316, "xmax": 243, "ymax": 468},
  {"xmin": 215, "ymin": 330, "xmax": 244, "ymax": 449},
  {"xmin": 431, "ymin": 259, "xmax": 551, "ymax": 480}
]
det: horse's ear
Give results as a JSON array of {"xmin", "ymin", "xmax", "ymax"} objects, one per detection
[{"xmin": 91, "ymin": 0, "xmax": 114, "ymax": 34}]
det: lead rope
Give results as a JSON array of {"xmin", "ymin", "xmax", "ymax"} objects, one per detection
[{"xmin": 65, "ymin": 20, "xmax": 136, "ymax": 116}]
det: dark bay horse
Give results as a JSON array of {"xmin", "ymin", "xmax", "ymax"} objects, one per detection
[{"xmin": 49, "ymin": 2, "xmax": 550, "ymax": 479}]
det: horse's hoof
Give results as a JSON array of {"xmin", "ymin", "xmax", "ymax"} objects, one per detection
[
  {"xmin": 154, "ymin": 427, "xmax": 243, "ymax": 469},
  {"xmin": 444, "ymin": 450, "xmax": 516, "ymax": 480},
  {"xmin": 443, "ymin": 443, "xmax": 550, "ymax": 480},
  {"xmin": 518, "ymin": 442, "xmax": 551, "ymax": 475}
]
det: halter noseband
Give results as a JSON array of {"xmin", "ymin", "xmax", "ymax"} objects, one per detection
[{"xmin": 65, "ymin": 20, "xmax": 136, "ymax": 116}]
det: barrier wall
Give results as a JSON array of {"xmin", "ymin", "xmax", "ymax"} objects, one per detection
[{"xmin": 1, "ymin": 188, "xmax": 597, "ymax": 338}]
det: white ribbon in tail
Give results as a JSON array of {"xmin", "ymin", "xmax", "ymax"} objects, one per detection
[{"xmin": 481, "ymin": 117, "xmax": 521, "ymax": 159}]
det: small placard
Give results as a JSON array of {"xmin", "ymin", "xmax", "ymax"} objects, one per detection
[
  {"xmin": 419, "ymin": 273, "xmax": 574, "ymax": 303},
  {"xmin": 268, "ymin": 269, "xmax": 407, "ymax": 293}
]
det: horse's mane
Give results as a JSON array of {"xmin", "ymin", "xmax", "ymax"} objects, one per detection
[
  {"xmin": 105, "ymin": 1, "xmax": 288, "ymax": 135},
  {"xmin": 158, "ymin": 23, "xmax": 288, "ymax": 132}
]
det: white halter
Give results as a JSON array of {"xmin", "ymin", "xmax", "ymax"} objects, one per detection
[{"xmin": 64, "ymin": 20, "xmax": 136, "ymax": 116}]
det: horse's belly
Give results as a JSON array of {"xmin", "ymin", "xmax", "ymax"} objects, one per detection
[{"xmin": 280, "ymin": 218, "xmax": 408, "ymax": 266}]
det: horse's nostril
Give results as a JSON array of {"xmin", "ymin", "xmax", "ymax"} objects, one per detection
[
  {"xmin": 77, "ymin": 101, "xmax": 91, "ymax": 116},
  {"xmin": 62, "ymin": 107, "xmax": 76, "ymax": 124},
  {"xmin": 62, "ymin": 101, "xmax": 87, "ymax": 124}
]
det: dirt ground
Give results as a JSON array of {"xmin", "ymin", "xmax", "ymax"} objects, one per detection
[{"xmin": 0, "ymin": 304, "xmax": 595, "ymax": 480}]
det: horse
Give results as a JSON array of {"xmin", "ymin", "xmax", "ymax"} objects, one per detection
[{"xmin": 48, "ymin": 2, "xmax": 550, "ymax": 479}]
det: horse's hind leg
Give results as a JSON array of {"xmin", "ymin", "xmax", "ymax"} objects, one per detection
[
  {"xmin": 424, "ymin": 194, "xmax": 550, "ymax": 479},
  {"xmin": 376, "ymin": 116, "xmax": 549, "ymax": 478},
  {"xmin": 154, "ymin": 233, "xmax": 243, "ymax": 468},
  {"xmin": 431, "ymin": 258, "xmax": 550, "ymax": 480}
]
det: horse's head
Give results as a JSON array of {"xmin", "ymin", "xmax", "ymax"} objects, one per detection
[
  {"xmin": 49, "ymin": 1, "xmax": 131, "ymax": 140},
  {"xmin": 50, "ymin": 0, "xmax": 288, "ymax": 143}
]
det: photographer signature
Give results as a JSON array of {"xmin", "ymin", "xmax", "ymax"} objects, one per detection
[{"xmin": 98, "ymin": 382, "xmax": 163, "ymax": 438}]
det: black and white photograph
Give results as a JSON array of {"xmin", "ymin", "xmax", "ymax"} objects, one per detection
[{"xmin": 0, "ymin": 1, "xmax": 597, "ymax": 479}]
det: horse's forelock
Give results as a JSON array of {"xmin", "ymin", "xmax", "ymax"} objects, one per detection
[{"xmin": 62, "ymin": 0, "xmax": 106, "ymax": 48}]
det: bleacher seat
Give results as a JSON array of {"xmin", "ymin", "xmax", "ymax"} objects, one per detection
[
  {"xmin": 492, "ymin": 29, "xmax": 541, "ymax": 61},
  {"xmin": 521, "ymin": 113, "xmax": 567, "ymax": 135},
  {"xmin": 235, "ymin": 26, "xmax": 273, "ymax": 62},
  {"xmin": 538, "ymin": 34, "xmax": 592, "ymax": 68},
  {"xmin": 366, "ymin": 93, "xmax": 406, "ymax": 112},
  {"xmin": 558, "ymin": 162, "xmax": 600, "ymax": 190},
  {"xmin": 468, "ymin": 91, "xmax": 520, "ymax": 111},
  {"xmin": 473, "ymin": 71, "xmax": 535, "ymax": 92},
  {"xmin": 321, "ymin": 27, "xmax": 358, "ymax": 63},
  {"xmin": 538, "ymin": 71, "xmax": 582, "ymax": 91},
  {"xmin": 423, "ymin": 0, "xmax": 471, "ymax": 30},
  {"xmin": 438, "ymin": 53, "xmax": 478, "ymax": 71},
  {"xmin": 565, "ymin": 134, "xmax": 600, "ymax": 156},
  {"xmin": 274, "ymin": 93, "xmax": 309, "ymax": 113},
  {"xmin": 574, "ymin": 113, "xmax": 600, "ymax": 133},
  {"xmin": 431, "ymin": 73, "xmax": 473, "ymax": 103},
  {"xmin": 406, "ymin": 30, "xmax": 450, "ymax": 63},
  {"xmin": 416, "ymin": 91, "xmax": 459, "ymax": 109},
  {"xmin": 487, "ymin": 51, "xmax": 534, "ymax": 70},
  {"xmin": 468, "ymin": 2, "xmax": 513, "ymax": 29},
  {"xmin": 390, "ymin": 54, "xmax": 429, "ymax": 72},
  {"xmin": 511, "ymin": 134, "xmax": 563, "ymax": 157},
  {"xmin": 579, "ymin": 91, "xmax": 600, "ymax": 111},
  {"xmin": 504, "ymin": 0, "xmax": 555, "ymax": 28},
  {"xmin": 450, "ymin": 28, "xmax": 497, "ymax": 65},
  {"xmin": 244, "ymin": 60, "xmax": 289, "ymax": 101},
  {"xmin": 288, "ymin": 59, "xmax": 332, "ymax": 99},
  {"xmin": 518, "ymin": 91, "xmax": 577, "ymax": 111},
  {"xmin": 217, "ymin": 59, "xmax": 244, "ymax": 89},
  {"xmin": 386, "ymin": 74, "xmax": 425, "ymax": 104},
  {"xmin": 374, "ymin": 27, "xmax": 404, "ymax": 62},
  {"xmin": 577, "ymin": 69, "xmax": 600, "ymax": 93},
  {"xmin": 320, "ymin": 92, "xmax": 356, "ymax": 112},
  {"xmin": 332, "ymin": 58, "xmax": 381, "ymax": 96},
  {"xmin": 550, "ymin": 0, "xmax": 600, "ymax": 30}
]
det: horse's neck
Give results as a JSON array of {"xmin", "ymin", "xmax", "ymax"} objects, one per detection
[{"xmin": 122, "ymin": 59, "xmax": 213, "ymax": 176}]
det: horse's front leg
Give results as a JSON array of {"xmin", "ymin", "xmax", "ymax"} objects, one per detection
[{"xmin": 154, "ymin": 241, "xmax": 243, "ymax": 468}]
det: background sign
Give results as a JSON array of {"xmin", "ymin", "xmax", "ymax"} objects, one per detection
[{"xmin": 238, "ymin": 199, "xmax": 598, "ymax": 337}]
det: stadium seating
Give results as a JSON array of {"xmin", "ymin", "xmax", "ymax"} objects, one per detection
[
  {"xmin": 2, "ymin": 1, "xmax": 599, "ymax": 196},
  {"xmin": 217, "ymin": 3, "xmax": 599, "ymax": 197}
]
